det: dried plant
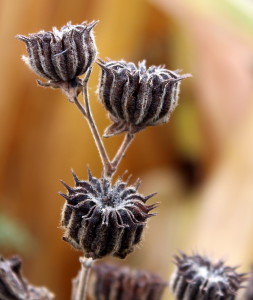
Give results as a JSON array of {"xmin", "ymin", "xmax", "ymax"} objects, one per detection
[
  {"xmin": 8, "ymin": 19, "xmax": 247, "ymax": 300},
  {"xmin": 0, "ymin": 256, "xmax": 53, "ymax": 300},
  {"xmin": 86, "ymin": 262, "xmax": 168, "ymax": 300},
  {"xmin": 97, "ymin": 59, "xmax": 190, "ymax": 137},
  {"xmin": 170, "ymin": 252, "xmax": 246, "ymax": 300},
  {"xmin": 244, "ymin": 267, "xmax": 253, "ymax": 300},
  {"xmin": 60, "ymin": 169, "xmax": 157, "ymax": 259},
  {"xmin": 16, "ymin": 21, "xmax": 98, "ymax": 102}
]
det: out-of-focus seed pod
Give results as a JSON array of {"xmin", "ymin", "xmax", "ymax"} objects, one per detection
[
  {"xmin": 60, "ymin": 169, "xmax": 157, "ymax": 259},
  {"xmin": 170, "ymin": 252, "xmax": 246, "ymax": 300},
  {"xmin": 0, "ymin": 256, "xmax": 54, "ymax": 300},
  {"xmin": 97, "ymin": 59, "xmax": 191, "ymax": 137},
  {"xmin": 245, "ymin": 267, "xmax": 253, "ymax": 300},
  {"xmin": 85, "ymin": 263, "xmax": 167, "ymax": 300},
  {"xmin": 16, "ymin": 21, "xmax": 98, "ymax": 101}
]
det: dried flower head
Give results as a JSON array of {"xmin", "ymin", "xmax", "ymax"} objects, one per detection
[
  {"xmin": 17, "ymin": 21, "xmax": 98, "ymax": 101},
  {"xmin": 97, "ymin": 59, "xmax": 191, "ymax": 137},
  {"xmin": 60, "ymin": 169, "xmax": 157, "ymax": 259},
  {"xmin": 245, "ymin": 267, "xmax": 253, "ymax": 300},
  {"xmin": 85, "ymin": 263, "xmax": 167, "ymax": 300},
  {"xmin": 0, "ymin": 256, "xmax": 54, "ymax": 300},
  {"xmin": 171, "ymin": 252, "xmax": 246, "ymax": 300}
]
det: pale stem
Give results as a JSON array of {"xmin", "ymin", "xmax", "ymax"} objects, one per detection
[
  {"xmin": 73, "ymin": 96, "xmax": 87, "ymax": 117},
  {"xmin": 72, "ymin": 67, "xmax": 135, "ymax": 178},
  {"xmin": 73, "ymin": 67, "xmax": 113, "ymax": 177},
  {"xmin": 74, "ymin": 257, "xmax": 93, "ymax": 300},
  {"xmin": 110, "ymin": 133, "xmax": 135, "ymax": 176}
]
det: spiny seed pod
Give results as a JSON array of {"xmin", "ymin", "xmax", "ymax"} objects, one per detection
[
  {"xmin": 16, "ymin": 21, "xmax": 98, "ymax": 101},
  {"xmin": 0, "ymin": 256, "xmax": 54, "ymax": 300},
  {"xmin": 60, "ymin": 169, "xmax": 157, "ymax": 259},
  {"xmin": 245, "ymin": 267, "xmax": 253, "ymax": 299},
  {"xmin": 97, "ymin": 59, "xmax": 191, "ymax": 137},
  {"xmin": 171, "ymin": 252, "xmax": 246, "ymax": 300},
  {"xmin": 85, "ymin": 263, "xmax": 167, "ymax": 300}
]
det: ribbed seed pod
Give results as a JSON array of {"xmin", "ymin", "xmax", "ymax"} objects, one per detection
[
  {"xmin": 97, "ymin": 59, "xmax": 191, "ymax": 137},
  {"xmin": 245, "ymin": 267, "xmax": 253, "ymax": 299},
  {"xmin": 0, "ymin": 256, "xmax": 54, "ymax": 300},
  {"xmin": 60, "ymin": 169, "xmax": 157, "ymax": 259},
  {"xmin": 171, "ymin": 252, "xmax": 246, "ymax": 300},
  {"xmin": 17, "ymin": 21, "xmax": 98, "ymax": 101},
  {"xmin": 86, "ymin": 263, "xmax": 167, "ymax": 300}
]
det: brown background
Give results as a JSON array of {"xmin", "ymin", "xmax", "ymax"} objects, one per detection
[{"xmin": 1, "ymin": 0, "xmax": 253, "ymax": 299}]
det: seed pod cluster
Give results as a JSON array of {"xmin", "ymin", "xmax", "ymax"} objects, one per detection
[
  {"xmin": 171, "ymin": 252, "xmax": 246, "ymax": 300},
  {"xmin": 87, "ymin": 263, "xmax": 167, "ymax": 300},
  {"xmin": 60, "ymin": 169, "xmax": 157, "ymax": 259},
  {"xmin": 98, "ymin": 59, "xmax": 191, "ymax": 137},
  {"xmin": 0, "ymin": 256, "xmax": 54, "ymax": 300},
  {"xmin": 17, "ymin": 21, "xmax": 98, "ymax": 101}
]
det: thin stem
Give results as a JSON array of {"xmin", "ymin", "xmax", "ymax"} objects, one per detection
[
  {"xmin": 82, "ymin": 68, "xmax": 113, "ymax": 177},
  {"xmin": 110, "ymin": 133, "xmax": 135, "ymax": 176},
  {"xmin": 72, "ymin": 68, "xmax": 135, "ymax": 178},
  {"xmin": 74, "ymin": 257, "xmax": 93, "ymax": 300},
  {"xmin": 72, "ymin": 68, "xmax": 113, "ymax": 177},
  {"xmin": 73, "ymin": 97, "xmax": 87, "ymax": 118}
]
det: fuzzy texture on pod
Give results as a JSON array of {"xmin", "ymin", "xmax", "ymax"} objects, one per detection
[
  {"xmin": 171, "ymin": 253, "xmax": 246, "ymax": 300},
  {"xmin": 17, "ymin": 21, "xmax": 97, "ymax": 82},
  {"xmin": 0, "ymin": 256, "xmax": 54, "ymax": 300},
  {"xmin": 60, "ymin": 169, "xmax": 157, "ymax": 259},
  {"xmin": 97, "ymin": 59, "xmax": 191, "ymax": 137},
  {"xmin": 86, "ymin": 263, "xmax": 167, "ymax": 300},
  {"xmin": 17, "ymin": 21, "xmax": 98, "ymax": 101}
]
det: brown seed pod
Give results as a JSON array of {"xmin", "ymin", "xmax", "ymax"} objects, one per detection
[
  {"xmin": 0, "ymin": 256, "xmax": 54, "ymax": 300},
  {"xmin": 86, "ymin": 263, "xmax": 168, "ymax": 300},
  {"xmin": 17, "ymin": 21, "xmax": 98, "ymax": 101},
  {"xmin": 245, "ymin": 267, "xmax": 253, "ymax": 300},
  {"xmin": 97, "ymin": 59, "xmax": 191, "ymax": 137},
  {"xmin": 171, "ymin": 252, "xmax": 246, "ymax": 300},
  {"xmin": 60, "ymin": 169, "xmax": 157, "ymax": 259}
]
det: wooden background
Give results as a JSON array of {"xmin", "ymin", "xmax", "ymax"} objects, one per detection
[{"xmin": 1, "ymin": 0, "xmax": 253, "ymax": 299}]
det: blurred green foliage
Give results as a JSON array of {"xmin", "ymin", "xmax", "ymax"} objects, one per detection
[{"xmin": 0, "ymin": 213, "xmax": 35, "ymax": 254}]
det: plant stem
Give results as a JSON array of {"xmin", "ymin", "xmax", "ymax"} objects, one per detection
[
  {"xmin": 72, "ymin": 68, "xmax": 135, "ymax": 178},
  {"xmin": 73, "ymin": 97, "xmax": 87, "ymax": 117},
  {"xmin": 110, "ymin": 133, "xmax": 135, "ymax": 177},
  {"xmin": 73, "ymin": 68, "xmax": 114, "ymax": 177},
  {"xmin": 74, "ymin": 257, "xmax": 93, "ymax": 300}
]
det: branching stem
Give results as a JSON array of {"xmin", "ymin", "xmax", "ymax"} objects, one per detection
[
  {"xmin": 73, "ymin": 68, "xmax": 114, "ymax": 177},
  {"xmin": 72, "ymin": 67, "xmax": 135, "ymax": 178},
  {"xmin": 73, "ymin": 97, "xmax": 87, "ymax": 117}
]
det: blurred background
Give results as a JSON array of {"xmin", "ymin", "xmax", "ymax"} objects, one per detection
[{"xmin": 1, "ymin": 0, "xmax": 253, "ymax": 299}]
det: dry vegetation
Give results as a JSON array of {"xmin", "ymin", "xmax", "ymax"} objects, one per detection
[{"xmin": 0, "ymin": 0, "xmax": 253, "ymax": 299}]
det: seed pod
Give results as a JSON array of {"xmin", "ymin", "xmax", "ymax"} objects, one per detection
[
  {"xmin": 97, "ymin": 59, "xmax": 191, "ymax": 137},
  {"xmin": 245, "ymin": 267, "xmax": 253, "ymax": 300},
  {"xmin": 85, "ymin": 263, "xmax": 167, "ymax": 300},
  {"xmin": 16, "ymin": 21, "xmax": 98, "ymax": 101},
  {"xmin": 60, "ymin": 169, "xmax": 157, "ymax": 259},
  {"xmin": 0, "ymin": 256, "xmax": 54, "ymax": 300},
  {"xmin": 171, "ymin": 252, "xmax": 246, "ymax": 300}
]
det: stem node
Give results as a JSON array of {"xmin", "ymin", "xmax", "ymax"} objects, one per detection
[{"xmin": 73, "ymin": 257, "xmax": 94, "ymax": 300}]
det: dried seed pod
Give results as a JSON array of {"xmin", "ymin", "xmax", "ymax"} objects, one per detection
[
  {"xmin": 97, "ymin": 59, "xmax": 191, "ymax": 137},
  {"xmin": 17, "ymin": 21, "xmax": 98, "ymax": 101},
  {"xmin": 245, "ymin": 267, "xmax": 253, "ymax": 299},
  {"xmin": 171, "ymin": 252, "xmax": 246, "ymax": 300},
  {"xmin": 60, "ymin": 169, "xmax": 157, "ymax": 259},
  {"xmin": 85, "ymin": 263, "xmax": 167, "ymax": 300},
  {"xmin": 0, "ymin": 256, "xmax": 54, "ymax": 300}
]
